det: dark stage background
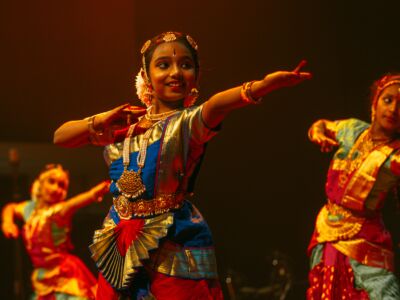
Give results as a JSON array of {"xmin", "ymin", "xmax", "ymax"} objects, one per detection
[{"xmin": 1, "ymin": 1, "xmax": 400, "ymax": 299}]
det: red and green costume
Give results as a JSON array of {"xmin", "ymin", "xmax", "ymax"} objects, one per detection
[
  {"xmin": 307, "ymin": 118, "xmax": 400, "ymax": 300},
  {"xmin": 18, "ymin": 200, "xmax": 97, "ymax": 299}
]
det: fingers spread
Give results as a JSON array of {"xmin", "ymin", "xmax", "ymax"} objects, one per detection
[
  {"xmin": 325, "ymin": 137, "xmax": 339, "ymax": 146},
  {"xmin": 293, "ymin": 59, "xmax": 307, "ymax": 74},
  {"xmin": 298, "ymin": 72, "xmax": 312, "ymax": 80}
]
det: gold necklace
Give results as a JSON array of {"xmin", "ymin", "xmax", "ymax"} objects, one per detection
[
  {"xmin": 145, "ymin": 108, "xmax": 180, "ymax": 121},
  {"xmin": 116, "ymin": 124, "xmax": 154, "ymax": 200},
  {"xmin": 338, "ymin": 129, "xmax": 391, "ymax": 187}
]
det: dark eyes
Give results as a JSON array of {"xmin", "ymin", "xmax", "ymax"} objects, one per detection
[
  {"xmin": 181, "ymin": 63, "xmax": 193, "ymax": 69},
  {"xmin": 46, "ymin": 177, "xmax": 67, "ymax": 189},
  {"xmin": 383, "ymin": 96, "xmax": 393, "ymax": 104},
  {"xmin": 58, "ymin": 182, "xmax": 67, "ymax": 189},
  {"xmin": 156, "ymin": 62, "xmax": 193, "ymax": 70},
  {"xmin": 157, "ymin": 62, "xmax": 168, "ymax": 69}
]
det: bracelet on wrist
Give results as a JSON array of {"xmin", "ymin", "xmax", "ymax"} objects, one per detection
[
  {"xmin": 240, "ymin": 81, "xmax": 262, "ymax": 104},
  {"xmin": 87, "ymin": 115, "xmax": 104, "ymax": 136}
]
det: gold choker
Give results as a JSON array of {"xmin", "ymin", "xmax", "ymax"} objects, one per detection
[{"xmin": 145, "ymin": 108, "xmax": 180, "ymax": 121}]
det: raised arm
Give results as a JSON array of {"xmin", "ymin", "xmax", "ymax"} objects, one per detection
[
  {"xmin": 308, "ymin": 119, "xmax": 339, "ymax": 152},
  {"xmin": 59, "ymin": 180, "xmax": 110, "ymax": 217},
  {"xmin": 1, "ymin": 202, "xmax": 25, "ymax": 239},
  {"xmin": 53, "ymin": 104, "xmax": 146, "ymax": 148},
  {"xmin": 202, "ymin": 60, "xmax": 312, "ymax": 128}
]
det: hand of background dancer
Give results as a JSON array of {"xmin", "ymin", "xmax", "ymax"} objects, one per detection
[
  {"xmin": 308, "ymin": 119, "xmax": 339, "ymax": 152},
  {"xmin": 90, "ymin": 180, "xmax": 111, "ymax": 202},
  {"xmin": 1, "ymin": 204, "xmax": 19, "ymax": 239},
  {"xmin": 60, "ymin": 180, "xmax": 111, "ymax": 216},
  {"xmin": 2, "ymin": 222, "xmax": 19, "ymax": 238}
]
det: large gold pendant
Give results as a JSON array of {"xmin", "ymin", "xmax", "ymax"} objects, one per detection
[{"xmin": 116, "ymin": 169, "xmax": 146, "ymax": 199}]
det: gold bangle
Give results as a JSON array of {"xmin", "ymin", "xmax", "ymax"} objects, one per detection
[
  {"xmin": 87, "ymin": 115, "xmax": 104, "ymax": 136},
  {"xmin": 240, "ymin": 81, "xmax": 262, "ymax": 104}
]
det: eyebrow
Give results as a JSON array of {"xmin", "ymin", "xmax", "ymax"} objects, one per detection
[
  {"xmin": 153, "ymin": 55, "xmax": 194, "ymax": 62},
  {"xmin": 381, "ymin": 92, "xmax": 397, "ymax": 96}
]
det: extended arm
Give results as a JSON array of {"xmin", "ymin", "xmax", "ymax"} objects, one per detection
[
  {"xmin": 60, "ymin": 181, "xmax": 110, "ymax": 217},
  {"xmin": 1, "ymin": 202, "xmax": 24, "ymax": 239},
  {"xmin": 308, "ymin": 119, "xmax": 339, "ymax": 152},
  {"xmin": 54, "ymin": 104, "xmax": 146, "ymax": 148},
  {"xmin": 202, "ymin": 60, "xmax": 312, "ymax": 128}
]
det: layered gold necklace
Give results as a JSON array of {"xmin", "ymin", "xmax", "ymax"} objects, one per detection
[
  {"xmin": 145, "ymin": 108, "xmax": 181, "ymax": 121},
  {"xmin": 115, "ymin": 108, "xmax": 181, "ymax": 200},
  {"xmin": 116, "ymin": 124, "xmax": 153, "ymax": 199},
  {"xmin": 136, "ymin": 108, "xmax": 181, "ymax": 131},
  {"xmin": 338, "ymin": 128, "xmax": 392, "ymax": 187}
]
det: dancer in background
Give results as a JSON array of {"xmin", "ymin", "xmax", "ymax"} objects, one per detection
[
  {"xmin": 54, "ymin": 31, "xmax": 311, "ymax": 299},
  {"xmin": 307, "ymin": 74, "xmax": 400, "ymax": 299},
  {"xmin": 1, "ymin": 164, "xmax": 110, "ymax": 300}
]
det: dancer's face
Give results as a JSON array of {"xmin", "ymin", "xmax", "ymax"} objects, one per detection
[
  {"xmin": 374, "ymin": 83, "xmax": 400, "ymax": 135},
  {"xmin": 148, "ymin": 41, "xmax": 196, "ymax": 105},
  {"xmin": 39, "ymin": 169, "xmax": 69, "ymax": 204}
]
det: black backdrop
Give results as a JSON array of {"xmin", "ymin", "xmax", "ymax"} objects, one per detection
[{"xmin": 1, "ymin": 0, "xmax": 400, "ymax": 298}]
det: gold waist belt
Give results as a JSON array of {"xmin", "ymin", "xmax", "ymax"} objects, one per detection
[
  {"xmin": 333, "ymin": 239, "xmax": 394, "ymax": 272},
  {"xmin": 113, "ymin": 193, "xmax": 185, "ymax": 219},
  {"xmin": 316, "ymin": 202, "xmax": 365, "ymax": 243}
]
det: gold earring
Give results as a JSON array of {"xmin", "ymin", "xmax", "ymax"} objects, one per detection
[
  {"xmin": 143, "ymin": 85, "xmax": 153, "ymax": 106},
  {"xmin": 184, "ymin": 88, "xmax": 199, "ymax": 107}
]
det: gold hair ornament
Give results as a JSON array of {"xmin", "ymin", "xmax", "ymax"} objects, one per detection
[
  {"xmin": 186, "ymin": 35, "xmax": 198, "ymax": 50},
  {"xmin": 140, "ymin": 40, "xmax": 151, "ymax": 54},
  {"xmin": 162, "ymin": 32, "xmax": 177, "ymax": 42}
]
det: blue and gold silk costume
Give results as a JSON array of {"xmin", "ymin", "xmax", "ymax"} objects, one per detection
[{"xmin": 89, "ymin": 105, "xmax": 221, "ymax": 297}]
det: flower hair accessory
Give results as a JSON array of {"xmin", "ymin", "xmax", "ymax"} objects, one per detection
[{"xmin": 135, "ymin": 68, "xmax": 152, "ymax": 107}]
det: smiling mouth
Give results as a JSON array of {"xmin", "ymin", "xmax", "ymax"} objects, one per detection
[{"xmin": 167, "ymin": 82, "xmax": 184, "ymax": 88}]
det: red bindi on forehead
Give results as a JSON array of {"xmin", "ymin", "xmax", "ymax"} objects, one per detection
[{"xmin": 153, "ymin": 42, "xmax": 191, "ymax": 57}]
